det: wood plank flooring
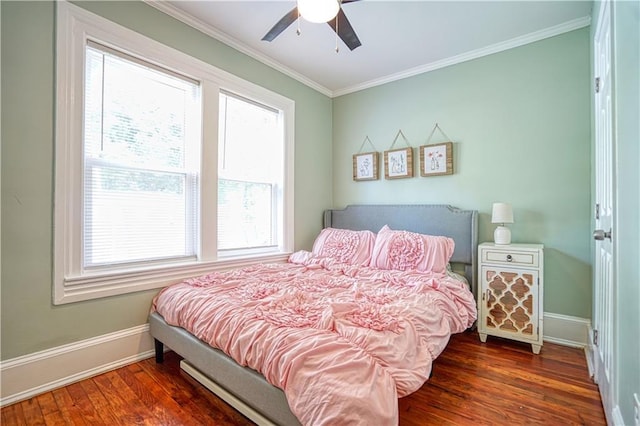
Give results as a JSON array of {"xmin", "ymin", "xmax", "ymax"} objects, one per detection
[{"xmin": 1, "ymin": 330, "xmax": 606, "ymax": 425}]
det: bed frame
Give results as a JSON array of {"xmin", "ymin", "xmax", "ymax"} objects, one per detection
[{"xmin": 150, "ymin": 204, "xmax": 478, "ymax": 426}]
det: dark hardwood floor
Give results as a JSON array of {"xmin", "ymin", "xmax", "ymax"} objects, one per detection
[{"xmin": 1, "ymin": 330, "xmax": 606, "ymax": 425}]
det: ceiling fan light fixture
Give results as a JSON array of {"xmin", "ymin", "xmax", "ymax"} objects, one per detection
[{"xmin": 297, "ymin": 0, "xmax": 340, "ymax": 23}]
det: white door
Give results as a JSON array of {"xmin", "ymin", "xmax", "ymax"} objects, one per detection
[{"xmin": 593, "ymin": 0, "xmax": 615, "ymax": 421}]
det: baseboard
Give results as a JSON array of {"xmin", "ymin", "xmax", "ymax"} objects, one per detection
[
  {"xmin": 0, "ymin": 324, "xmax": 154, "ymax": 407},
  {"xmin": 612, "ymin": 405, "xmax": 625, "ymax": 426},
  {"xmin": 543, "ymin": 312, "xmax": 590, "ymax": 348},
  {"xmin": 585, "ymin": 323, "xmax": 596, "ymax": 378}
]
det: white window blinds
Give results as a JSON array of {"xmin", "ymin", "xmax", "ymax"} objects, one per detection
[
  {"xmin": 83, "ymin": 42, "xmax": 200, "ymax": 268},
  {"xmin": 217, "ymin": 91, "xmax": 283, "ymax": 252}
]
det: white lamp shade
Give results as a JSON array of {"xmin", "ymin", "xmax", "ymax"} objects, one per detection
[
  {"xmin": 491, "ymin": 202, "xmax": 514, "ymax": 224},
  {"xmin": 297, "ymin": 0, "xmax": 340, "ymax": 23}
]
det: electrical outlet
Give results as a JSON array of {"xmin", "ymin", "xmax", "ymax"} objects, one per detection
[{"xmin": 634, "ymin": 393, "xmax": 640, "ymax": 426}]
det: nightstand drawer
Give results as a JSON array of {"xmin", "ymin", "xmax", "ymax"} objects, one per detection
[{"xmin": 481, "ymin": 248, "xmax": 539, "ymax": 267}]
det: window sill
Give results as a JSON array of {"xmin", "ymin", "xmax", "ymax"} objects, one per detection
[{"xmin": 55, "ymin": 252, "xmax": 292, "ymax": 305}]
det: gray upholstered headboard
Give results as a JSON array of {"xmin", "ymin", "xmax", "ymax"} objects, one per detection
[{"xmin": 323, "ymin": 204, "xmax": 478, "ymax": 297}]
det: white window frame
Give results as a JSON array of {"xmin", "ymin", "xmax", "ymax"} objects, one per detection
[{"xmin": 54, "ymin": 2, "xmax": 295, "ymax": 304}]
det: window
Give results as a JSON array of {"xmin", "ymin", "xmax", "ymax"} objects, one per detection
[
  {"xmin": 84, "ymin": 42, "xmax": 200, "ymax": 268},
  {"xmin": 55, "ymin": 3, "xmax": 294, "ymax": 304},
  {"xmin": 218, "ymin": 92, "xmax": 283, "ymax": 255}
]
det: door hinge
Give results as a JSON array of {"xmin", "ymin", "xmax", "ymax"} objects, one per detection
[
  {"xmin": 595, "ymin": 203, "xmax": 600, "ymax": 220},
  {"xmin": 595, "ymin": 77, "xmax": 601, "ymax": 93},
  {"xmin": 593, "ymin": 329, "xmax": 599, "ymax": 346}
]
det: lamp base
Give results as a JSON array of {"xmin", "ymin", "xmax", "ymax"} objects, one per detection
[{"xmin": 494, "ymin": 226, "xmax": 511, "ymax": 245}]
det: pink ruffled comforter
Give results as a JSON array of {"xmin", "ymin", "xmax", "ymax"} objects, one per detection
[{"xmin": 152, "ymin": 251, "xmax": 477, "ymax": 426}]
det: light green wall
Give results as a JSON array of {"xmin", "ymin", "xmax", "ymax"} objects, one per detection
[
  {"xmin": 333, "ymin": 28, "xmax": 592, "ymax": 318},
  {"xmin": 0, "ymin": 1, "xmax": 333, "ymax": 360},
  {"xmin": 591, "ymin": 0, "xmax": 640, "ymax": 424}
]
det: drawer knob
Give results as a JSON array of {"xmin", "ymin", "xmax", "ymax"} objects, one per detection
[{"xmin": 506, "ymin": 254, "xmax": 513, "ymax": 262}]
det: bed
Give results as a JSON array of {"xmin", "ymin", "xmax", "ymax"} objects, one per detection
[{"xmin": 149, "ymin": 204, "xmax": 478, "ymax": 426}]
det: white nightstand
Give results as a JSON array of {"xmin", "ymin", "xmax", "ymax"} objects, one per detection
[{"xmin": 477, "ymin": 242, "xmax": 544, "ymax": 354}]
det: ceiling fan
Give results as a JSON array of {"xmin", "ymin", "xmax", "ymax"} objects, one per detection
[{"xmin": 262, "ymin": 0, "xmax": 362, "ymax": 51}]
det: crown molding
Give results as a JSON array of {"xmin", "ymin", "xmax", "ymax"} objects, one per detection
[
  {"xmin": 332, "ymin": 16, "xmax": 591, "ymax": 97},
  {"xmin": 144, "ymin": 2, "xmax": 590, "ymax": 99},
  {"xmin": 143, "ymin": 0, "xmax": 333, "ymax": 97}
]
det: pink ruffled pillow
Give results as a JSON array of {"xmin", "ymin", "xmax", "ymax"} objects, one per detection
[
  {"xmin": 370, "ymin": 225, "xmax": 454, "ymax": 273},
  {"xmin": 312, "ymin": 228, "xmax": 376, "ymax": 266}
]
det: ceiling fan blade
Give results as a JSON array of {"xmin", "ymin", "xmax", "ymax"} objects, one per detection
[
  {"xmin": 262, "ymin": 7, "xmax": 299, "ymax": 42},
  {"xmin": 327, "ymin": 8, "xmax": 361, "ymax": 51}
]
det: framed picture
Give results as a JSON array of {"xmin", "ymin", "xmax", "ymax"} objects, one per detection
[
  {"xmin": 419, "ymin": 142, "xmax": 453, "ymax": 176},
  {"xmin": 384, "ymin": 147, "xmax": 413, "ymax": 179},
  {"xmin": 352, "ymin": 151, "xmax": 379, "ymax": 181}
]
